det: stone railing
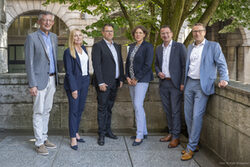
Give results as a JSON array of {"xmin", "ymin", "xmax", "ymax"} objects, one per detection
[
  {"xmin": 201, "ymin": 81, "xmax": 250, "ymax": 166},
  {"xmin": 1, "ymin": 73, "xmax": 249, "ymax": 166},
  {"xmin": 0, "ymin": 73, "xmax": 167, "ymax": 132}
]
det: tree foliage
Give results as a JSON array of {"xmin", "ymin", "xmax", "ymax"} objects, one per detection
[{"xmin": 44, "ymin": 0, "xmax": 250, "ymax": 47}]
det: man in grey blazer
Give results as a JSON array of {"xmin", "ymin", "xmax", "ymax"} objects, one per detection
[
  {"xmin": 181, "ymin": 23, "xmax": 229, "ymax": 161},
  {"xmin": 25, "ymin": 11, "xmax": 58, "ymax": 155},
  {"xmin": 155, "ymin": 25, "xmax": 186, "ymax": 148}
]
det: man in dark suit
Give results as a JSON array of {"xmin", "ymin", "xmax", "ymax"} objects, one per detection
[
  {"xmin": 155, "ymin": 25, "xmax": 186, "ymax": 148},
  {"xmin": 92, "ymin": 24, "xmax": 124, "ymax": 146}
]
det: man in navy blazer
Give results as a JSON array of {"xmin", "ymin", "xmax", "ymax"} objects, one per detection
[
  {"xmin": 181, "ymin": 23, "xmax": 229, "ymax": 161},
  {"xmin": 155, "ymin": 25, "xmax": 186, "ymax": 148},
  {"xmin": 92, "ymin": 24, "xmax": 124, "ymax": 146}
]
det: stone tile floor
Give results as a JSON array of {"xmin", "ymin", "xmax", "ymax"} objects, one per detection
[{"xmin": 0, "ymin": 133, "xmax": 226, "ymax": 167}]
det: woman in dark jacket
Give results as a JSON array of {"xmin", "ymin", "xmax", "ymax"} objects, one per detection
[
  {"xmin": 125, "ymin": 26, "xmax": 154, "ymax": 146},
  {"xmin": 63, "ymin": 29, "xmax": 90, "ymax": 150}
]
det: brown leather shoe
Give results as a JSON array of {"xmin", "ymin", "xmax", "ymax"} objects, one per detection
[
  {"xmin": 181, "ymin": 149, "xmax": 194, "ymax": 161},
  {"xmin": 159, "ymin": 134, "xmax": 172, "ymax": 142},
  {"xmin": 181, "ymin": 146, "xmax": 199, "ymax": 154},
  {"xmin": 168, "ymin": 138, "xmax": 180, "ymax": 148}
]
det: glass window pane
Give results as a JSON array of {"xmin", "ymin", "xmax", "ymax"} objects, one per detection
[
  {"xmin": 16, "ymin": 46, "xmax": 25, "ymax": 60},
  {"xmin": 20, "ymin": 16, "xmax": 31, "ymax": 36},
  {"xmin": 8, "ymin": 18, "xmax": 19, "ymax": 36},
  {"xmin": 31, "ymin": 16, "xmax": 39, "ymax": 33},
  {"xmin": 8, "ymin": 64, "xmax": 26, "ymax": 73},
  {"xmin": 8, "ymin": 46, "xmax": 15, "ymax": 60}
]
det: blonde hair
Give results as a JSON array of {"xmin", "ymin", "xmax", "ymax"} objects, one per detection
[{"xmin": 68, "ymin": 28, "xmax": 83, "ymax": 59}]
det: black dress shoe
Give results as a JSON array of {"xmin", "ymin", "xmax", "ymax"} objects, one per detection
[
  {"xmin": 105, "ymin": 132, "xmax": 118, "ymax": 139},
  {"xmin": 130, "ymin": 135, "xmax": 147, "ymax": 139},
  {"xmin": 98, "ymin": 136, "xmax": 105, "ymax": 146},
  {"xmin": 76, "ymin": 138, "xmax": 85, "ymax": 143},
  {"xmin": 70, "ymin": 145, "xmax": 78, "ymax": 150},
  {"xmin": 132, "ymin": 140, "xmax": 143, "ymax": 146}
]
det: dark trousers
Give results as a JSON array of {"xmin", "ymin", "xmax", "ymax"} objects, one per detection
[
  {"xmin": 96, "ymin": 80, "xmax": 119, "ymax": 136},
  {"xmin": 66, "ymin": 76, "xmax": 89, "ymax": 138},
  {"xmin": 159, "ymin": 79, "xmax": 182, "ymax": 139}
]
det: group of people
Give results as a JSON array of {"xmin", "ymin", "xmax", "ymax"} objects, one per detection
[{"xmin": 25, "ymin": 11, "xmax": 229, "ymax": 161}]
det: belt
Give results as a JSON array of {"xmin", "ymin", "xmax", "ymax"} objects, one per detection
[
  {"xmin": 49, "ymin": 73, "xmax": 55, "ymax": 76},
  {"xmin": 165, "ymin": 77, "xmax": 171, "ymax": 80}
]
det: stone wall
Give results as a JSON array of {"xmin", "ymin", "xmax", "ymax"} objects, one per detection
[
  {"xmin": 0, "ymin": 73, "xmax": 167, "ymax": 132},
  {"xmin": 201, "ymin": 81, "xmax": 250, "ymax": 167}
]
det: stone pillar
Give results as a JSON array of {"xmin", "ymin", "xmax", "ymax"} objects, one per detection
[
  {"xmin": 226, "ymin": 46, "xmax": 236, "ymax": 81},
  {"xmin": 242, "ymin": 45, "xmax": 250, "ymax": 83},
  {"xmin": 0, "ymin": 0, "xmax": 8, "ymax": 73},
  {"xmin": 237, "ymin": 46, "xmax": 244, "ymax": 82}
]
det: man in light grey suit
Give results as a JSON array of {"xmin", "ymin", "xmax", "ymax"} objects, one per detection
[
  {"xmin": 25, "ymin": 11, "xmax": 58, "ymax": 155},
  {"xmin": 181, "ymin": 23, "xmax": 229, "ymax": 161},
  {"xmin": 155, "ymin": 25, "xmax": 186, "ymax": 148}
]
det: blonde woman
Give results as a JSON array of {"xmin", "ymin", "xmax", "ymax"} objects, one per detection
[{"xmin": 63, "ymin": 29, "xmax": 90, "ymax": 150}]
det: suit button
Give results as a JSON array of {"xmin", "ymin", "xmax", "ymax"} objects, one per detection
[
  {"xmin": 47, "ymin": 72, "xmax": 49, "ymax": 74},
  {"xmin": 48, "ymin": 63, "xmax": 50, "ymax": 65}
]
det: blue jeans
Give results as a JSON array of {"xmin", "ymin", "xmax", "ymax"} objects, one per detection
[
  {"xmin": 129, "ymin": 82, "xmax": 149, "ymax": 139},
  {"xmin": 184, "ymin": 77, "xmax": 209, "ymax": 151}
]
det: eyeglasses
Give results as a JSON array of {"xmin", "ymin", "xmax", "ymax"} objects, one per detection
[
  {"xmin": 104, "ymin": 30, "xmax": 114, "ymax": 33},
  {"xmin": 192, "ymin": 30, "xmax": 205, "ymax": 33},
  {"xmin": 41, "ymin": 19, "xmax": 54, "ymax": 23}
]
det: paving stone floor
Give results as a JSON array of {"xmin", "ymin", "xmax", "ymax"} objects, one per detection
[{"xmin": 0, "ymin": 134, "xmax": 224, "ymax": 167}]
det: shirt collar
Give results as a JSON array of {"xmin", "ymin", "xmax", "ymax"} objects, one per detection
[
  {"xmin": 162, "ymin": 40, "xmax": 173, "ymax": 48},
  {"xmin": 193, "ymin": 38, "xmax": 205, "ymax": 47},
  {"xmin": 103, "ymin": 38, "xmax": 113, "ymax": 45},
  {"xmin": 39, "ymin": 29, "xmax": 50, "ymax": 37}
]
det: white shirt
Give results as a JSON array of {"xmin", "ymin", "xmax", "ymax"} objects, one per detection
[
  {"xmin": 77, "ymin": 48, "xmax": 89, "ymax": 76},
  {"xmin": 162, "ymin": 40, "xmax": 173, "ymax": 78},
  {"xmin": 188, "ymin": 39, "xmax": 205, "ymax": 79},
  {"xmin": 104, "ymin": 39, "xmax": 119, "ymax": 79}
]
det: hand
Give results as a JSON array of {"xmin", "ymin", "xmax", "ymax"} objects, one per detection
[
  {"xmin": 29, "ymin": 87, "xmax": 38, "ymax": 96},
  {"xmin": 158, "ymin": 72, "xmax": 165, "ymax": 80},
  {"xmin": 99, "ymin": 83, "xmax": 108, "ymax": 91},
  {"xmin": 131, "ymin": 79, "xmax": 138, "ymax": 86},
  {"xmin": 72, "ymin": 90, "xmax": 78, "ymax": 99},
  {"xmin": 119, "ymin": 81, "xmax": 123, "ymax": 88},
  {"xmin": 218, "ymin": 80, "xmax": 228, "ymax": 88},
  {"xmin": 127, "ymin": 77, "xmax": 132, "ymax": 85},
  {"xmin": 180, "ymin": 84, "xmax": 184, "ymax": 91}
]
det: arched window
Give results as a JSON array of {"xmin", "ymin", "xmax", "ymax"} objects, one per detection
[{"xmin": 8, "ymin": 11, "xmax": 69, "ymax": 73}]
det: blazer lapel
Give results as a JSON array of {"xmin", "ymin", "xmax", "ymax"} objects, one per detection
[
  {"xmin": 186, "ymin": 44, "xmax": 194, "ymax": 73},
  {"xmin": 114, "ymin": 43, "xmax": 121, "ymax": 63},
  {"xmin": 75, "ymin": 50, "xmax": 82, "ymax": 71},
  {"xmin": 37, "ymin": 31, "xmax": 49, "ymax": 60},
  {"xmin": 201, "ymin": 39, "xmax": 208, "ymax": 65},
  {"xmin": 50, "ymin": 34, "xmax": 57, "ymax": 62},
  {"xmin": 134, "ymin": 41, "xmax": 145, "ymax": 57},
  {"xmin": 169, "ymin": 41, "xmax": 176, "ymax": 66},
  {"xmin": 128, "ymin": 43, "xmax": 135, "ymax": 57},
  {"xmin": 158, "ymin": 45, "xmax": 164, "ymax": 68},
  {"xmin": 101, "ymin": 39, "xmax": 115, "ymax": 63}
]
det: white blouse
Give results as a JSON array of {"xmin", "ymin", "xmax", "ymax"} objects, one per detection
[{"xmin": 77, "ymin": 49, "xmax": 89, "ymax": 76}]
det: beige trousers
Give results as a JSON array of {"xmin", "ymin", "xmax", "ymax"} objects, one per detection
[{"xmin": 33, "ymin": 76, "xmax": 56, "ymax": 147}]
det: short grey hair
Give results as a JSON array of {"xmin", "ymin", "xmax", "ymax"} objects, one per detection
[
  {"xmin": 38, "ymin": 11, "xmax": 55, "ymax": 20},
  {"xmin": 193, "ymin": 23, "xmax": 206, "ymax": 30}
]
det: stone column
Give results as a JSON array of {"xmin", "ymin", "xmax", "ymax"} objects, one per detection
[
  {"xmin": 226, "ymin": 46, "xmax": 236, "ymax": 81},
  {"xmin": 242, "ymin": 45, "xmax": 250, "ymax": 83},
  {"xmin": 0, "ymin": 0, "xmax": 8, "ymax": 73}
]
